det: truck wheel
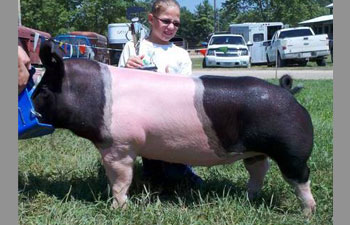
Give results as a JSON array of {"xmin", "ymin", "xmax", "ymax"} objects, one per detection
[
  {"xmin": 298, "ymin": 60, "xmax": 308, "ymax": 67},
  {"xmin": 331, "ymin": 50, "xmax": 333, "ymax": 63},
  {"xmin": 266, "ymin": 54, "xmax": 272, "ymax": 67},
  {"xmin": 202, "ymin": 58, "xmax": 207, "ymax": 68},
  {"xmin": 316, "ymin": 58, "xmax": 326, "ymax": 66},
  {"xmin": 277, "ymin": 53, "xmax": 285, "ymax": 67}
]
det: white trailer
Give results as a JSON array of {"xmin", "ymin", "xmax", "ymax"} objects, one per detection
[
  {"xmin": 108, "ymin": 22, "xmax": 149, "ymax": 45},
  {"xmin": 107, "ymin": 22, "xmax": 149, "ymax": 64},
  {"xmin": 229, "ymin": 22, "xmax": 284, "ymax": 64}
]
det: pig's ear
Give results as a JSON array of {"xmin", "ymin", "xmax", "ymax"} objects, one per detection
[{"xmin": 39, "ymin": 39, "xmax": 64, "ymax": 72}]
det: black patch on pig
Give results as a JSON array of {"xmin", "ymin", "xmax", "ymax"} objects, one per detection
[
  {"xmin": 199, "ymin": 75, "xmax": 313, "ymax": 183},
  {"xmin": 33, "ymin": 40, "xmax": 107, "ymax": 143},
  {"xmin": 53, "ymin": 59, "xmax": 107, "ymax": 143}
]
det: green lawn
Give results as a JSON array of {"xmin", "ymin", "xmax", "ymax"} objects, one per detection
[{"xmin": 18, "ymin": 79, "xmax": 333, "ymax": 225}]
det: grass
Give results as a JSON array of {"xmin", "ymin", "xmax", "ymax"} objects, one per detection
[
  {"xmin": 192, "ymin": 56, "xmax": 333, "ymax": 70},
  {"xmin": 18, "ymin": 79, "xmax": 333, "ymax": 225}
]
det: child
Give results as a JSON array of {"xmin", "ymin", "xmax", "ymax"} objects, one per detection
[{"xmin": 118, "ymin": 0, "xmax": 202, "ymax": 186}]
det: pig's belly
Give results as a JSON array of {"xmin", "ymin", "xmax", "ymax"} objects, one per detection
[
  {"xmin": 138, "ymin": 134, "xmax": 262, "ymax": 166},
  {"xmin": 114, "ymin": 112, "xmax": 262, "ymax": 166},
  {"xmin": 112, "ymin": 103, "xmax": 236, "ymax": 166}
]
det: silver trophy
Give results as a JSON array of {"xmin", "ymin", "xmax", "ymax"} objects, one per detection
[{"xmin": 129, "ymin": 17, "xmax": 157, "ymax": 71}]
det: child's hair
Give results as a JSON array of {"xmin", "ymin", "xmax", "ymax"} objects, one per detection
[{"xmin": 151, "ymin": 0, "xmax": 180, "ymax": 16}]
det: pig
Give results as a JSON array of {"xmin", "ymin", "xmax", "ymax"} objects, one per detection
[{"xmin": 32, "ymin": 40, "xmax": 316, "ymax": 216}]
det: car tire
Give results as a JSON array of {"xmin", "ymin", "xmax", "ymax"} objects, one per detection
[
  {"xmin": 277, "ymin": 53, "xmax": 285, "ymax": 67},
  {"xmin": 202, "ymin": 58, "xmax": 207, "ymax": 68},
  {"xmin": 266, "ymin": 54, "xmax": 272, "ymax": 67},
  {"xmin": 316, "ymin": 58, "xmax": 326, "ymax": 66},
  {"xmin": 331, "ymin": 50, "xmax": 333, "ymax": 63},
  {"xmin": 298, "ymin": 60, "xmax": 308, "ymax": 67}
]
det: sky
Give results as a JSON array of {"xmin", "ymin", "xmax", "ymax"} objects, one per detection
[{"xmin": 177, "ymin": 0, "xmax": 226, "ymax": 13}]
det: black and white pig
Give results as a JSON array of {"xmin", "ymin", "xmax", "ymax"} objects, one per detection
[{"xmin": 31, "ymin": 40, "xmax": 316, "ymax": 216}]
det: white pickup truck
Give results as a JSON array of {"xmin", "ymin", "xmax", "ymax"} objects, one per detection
[{"xmin": 265, "ymin": 27, "xmax": 330, "ymax": 67}]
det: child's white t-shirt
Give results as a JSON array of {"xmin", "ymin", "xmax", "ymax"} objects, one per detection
[{"xmin": 118, "ymin": 39, "xmax": 192, "ymax": 75}]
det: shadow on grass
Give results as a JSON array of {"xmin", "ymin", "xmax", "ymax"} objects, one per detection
[
  {"xmin": 130, "ymin": 178, "xmax": 287, "ymax": 211},
  {"xmin": 18, "ymin": 163, "xmax": 110, "ymax": 202},
  {"xmin": 19, "ymin": 162, "xmax": 285, "ymax": 210}
]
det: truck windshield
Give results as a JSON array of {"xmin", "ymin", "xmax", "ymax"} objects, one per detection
[
  {"xmin": 279, "ymin": 29, "xmax": 313, "ymax": 39},
  {"xmin": 210, "ymin": 36, "xmax": 245, "ymax": 45}
]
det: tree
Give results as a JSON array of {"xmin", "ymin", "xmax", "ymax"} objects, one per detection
[
  {"xmin": 219, "ymin": 0, "xmax": 329, "ymax": 27},
  {"xmin": 177, "ymin": 7, "xmax": 196, "ymax": 46},
  {"xmin": 20, "ymin": 0, "xmax": 139, "ymax": 36},
  {"xmin": 66, "ymin": 0, "xmax": 137, "ymax": 36},
  {"xmin": 219, "ymin": 0, "xmax": 242, "ymax": 31},
  {"xmin": 20, "ymin": 0, "xmax": 332, "ymax": 46},
  {"xmin": 193, "ymin": 0, "xmax": 214, "ymax": 43},
  {"xmin": 21, "ymin": 0, "xmax": 74, "ymax": 35}
]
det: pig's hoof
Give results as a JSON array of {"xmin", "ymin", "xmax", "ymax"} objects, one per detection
[
  {"xmin": 111, "ymin": 199, "xmax": 128, "ymax": 210},
  {"xmin": 303, "ymin": 202, "xmax": 316, "ymax": 218},
  {"xmin": 247, "ymin": 190, "xmax": 260, "ymax": 201},
  {"xmin": 187, "ymin": 173, "xmax": 204, "ymax": 188}
]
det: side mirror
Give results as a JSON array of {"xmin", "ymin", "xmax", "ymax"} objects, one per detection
[
  {"xmin": 201, "ymin": 42, "xmax": 208, "ymax": 48},
  {"xmin": 263, "ymin": 41, "xmax": 271, "ymax": 47},
  {"xmin": 246, "ymin": 41, "xmax": 253, "ymax": 47}
]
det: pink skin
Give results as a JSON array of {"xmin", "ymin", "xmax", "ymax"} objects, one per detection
[
  {"xmin": 18, "ymin": 46, "xmax": 31, "ymax": 94},
  {"xmin": 125, "ymin": 6, "xmax": 180, "ymax": 69},
  {"xmin": 286, "ymin": 179, "xmax": 316, "ymax": 217},
  {"xmin": 244, "ymin": 157, "xmax": 270, "ymax": 200}
]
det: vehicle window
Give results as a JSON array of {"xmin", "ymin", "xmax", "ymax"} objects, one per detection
[
  {"xmin": 325, "ymin": 26, "xmax": 329, "ymax": 34},
  {"xmin": 271, "ymin": 34, "xmax": 275, "ymax": 42},
  {"xmin": 267, "ymin": 26, "xmax": 282, "ymax": 40},
  {"xmin": 56, "ymin": 37, "xmax": 90, "ymax": 57},
  {"xmin": 56, "ymin": 37, "xmax": 89, "ymax": 46},
  {"xmin": 209, "ymin": 36, "xmax": 245, "ymax": 45},
  {"xmin": 253, "ymin": 33, "xmax": 264, "ymax": 42},
  {"xmin": 279, "ymin": 29, "xmax": 313, "ymax": 39}
]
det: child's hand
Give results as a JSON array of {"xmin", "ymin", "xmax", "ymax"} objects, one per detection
[{"xmin": 125, "ymin": 55, "xmax": 145, "ymax": 69}]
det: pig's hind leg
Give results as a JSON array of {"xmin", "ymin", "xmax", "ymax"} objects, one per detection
[
  {"xmin": 99, "ymin": 144, "xmax": 137, "ymax": 208},
  {"xmin": 243, "ymin": 155, "xmax": 269, "ymax": 200},
  {"xmin": 272, "ymin": 145, "xmax": 316, "ymax": 216}
]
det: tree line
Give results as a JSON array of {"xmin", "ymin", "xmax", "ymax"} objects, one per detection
[{"xmin": 20, "ymin": 0, "xmax": 332, "ymax": 47}]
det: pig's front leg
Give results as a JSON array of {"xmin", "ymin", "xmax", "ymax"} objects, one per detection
[{"xmin": 99, "ymin": 144, "xmax": 136, "ymax": 208}]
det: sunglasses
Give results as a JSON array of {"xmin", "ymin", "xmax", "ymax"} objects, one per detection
[{"xmin": 153, "ymin": 15, "xmax": 180, "ymax": 28}]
